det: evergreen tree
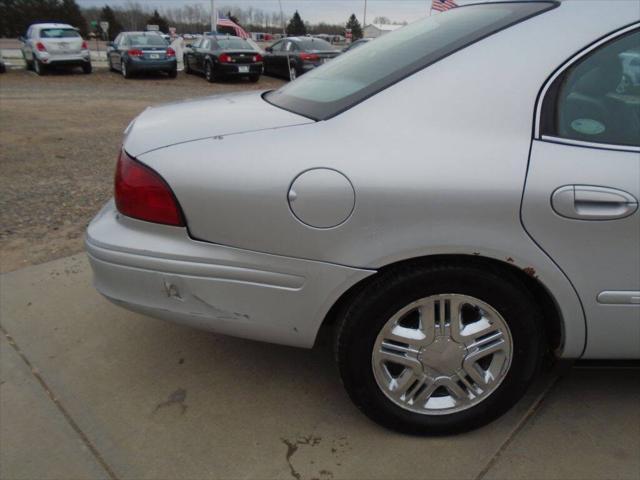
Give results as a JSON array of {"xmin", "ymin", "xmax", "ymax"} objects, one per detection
[
  {"xmin": 0, "ymin": 0, "xmax": 88, "ymax": 37},
  {"xmin": 346, "ymin": 13, "xmax": 363, "ymax": 40},
  {"xmin": 99, "ymin": 5, "xmax": 122, "ymax": 41},
  {"xmin": 59, "ymin": 0, "xmax": 86, "ymax": 35},
  {"xmin": 286, "ymin": 10, "xmax": 306, "ymax": 36},
  {"xmin": 146, "ymin": 9, "xmax": 169, "ymax": 33}
]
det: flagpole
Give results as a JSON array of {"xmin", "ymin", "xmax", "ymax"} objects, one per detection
[
  {"xmin": 210, "ymin": 0, "xmax": 217, "ymax": 33},
  {"xmin": 278, "ymin": 0, "xmax": 285, "ymax": 35},
  {"xmin": 363, "ymin": 0, "xmax": 368, "ymax": 27}
]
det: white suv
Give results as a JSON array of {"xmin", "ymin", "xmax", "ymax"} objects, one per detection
[{"xmin": 20, "ymin": 23, "xmax": 91, "ymax": 75}]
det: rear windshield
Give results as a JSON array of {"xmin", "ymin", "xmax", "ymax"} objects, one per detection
[
  {"xmin": 40, "ymin": 28, "xmax": 80, "ymax": 38},
  {"xmin": 214, "ymin": 38, "xmax": 251, "ymax": 50},
  {"xmin": 297, "ymin": 38, "xmax": 335, "ymax": 51},
  {"xmin": 126, "ymin": 34, "xmax": 168, "ymax": 47},
  {"xmin": 265, "ymin": 1, "xmax": 557, "ymax": 120}
]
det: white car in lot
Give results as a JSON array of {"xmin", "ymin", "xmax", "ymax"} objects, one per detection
[
  {"xmin": 20, "ymin": 23, "xmax": 91, "ymax": 75},
  {"xmin": 87, "ymin": 0, "xmax": 639, "ymax": 434}
]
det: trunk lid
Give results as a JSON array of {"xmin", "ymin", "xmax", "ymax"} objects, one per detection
[
  {"xmin": 123, "ymin": 90, "xmax": 313, "ymax": 157},
  {"xmin": 42, "ymin": 37, "xmax": 83, "ymax": 54},
  {"xmin": 132, "ymin": 46, "xmax": 170, "ymax": 61},
  {"xmin": 224, "ymin": 50, "xmax": 261, "ymax": 64}
]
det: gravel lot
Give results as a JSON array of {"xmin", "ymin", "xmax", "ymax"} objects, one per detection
[{"xmin": 0, "ymin": 68, "xmax": 285, "ymax": 272}]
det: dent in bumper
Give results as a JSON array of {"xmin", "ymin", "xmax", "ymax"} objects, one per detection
[{"xmin": 86, "ymin": 201, "xmax": 374, "ymax": 347}]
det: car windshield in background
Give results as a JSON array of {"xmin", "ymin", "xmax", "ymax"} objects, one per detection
[
  {"xmin": 297, "ymin": 38, "xmax": 334, "ymax": 51},
  {"xmin": 266, "ymin": 1, "xmax": 557, "ymax": 120},
  {"xmin": 127, "ymin": 35, "xmax": 168, "ymax": 46},
  {"xmin": 41, "ymin": 28, "xmax": 81, "ymax": 38},
  {"xmin": 215, "ymin": 38, "xmax": 251, "ymax": 50}
]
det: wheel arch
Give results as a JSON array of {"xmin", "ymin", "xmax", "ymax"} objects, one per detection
[{"xmin": 319, "ymin": 254, "xmax": 565, "ymax": 358}]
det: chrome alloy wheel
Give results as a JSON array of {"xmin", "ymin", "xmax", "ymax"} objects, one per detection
[{"xmin": 372, "ymin": 294, "xmax": 513, "ymax": 415}]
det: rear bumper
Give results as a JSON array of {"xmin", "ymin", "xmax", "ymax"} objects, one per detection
[
  {"xmin": 218, "ymin": 63, "xmax": 263, "ymax": 75},
  {"xmin": 86, "ymin": 201, "xmax": 374, "ymax": 348},
  {"xmin": 38, "ymin": 52, "xmax": 90, "ymax": 65},
  {"xmin": 128, "ymin": 58, "xmax": 177, "ymax": 72}
]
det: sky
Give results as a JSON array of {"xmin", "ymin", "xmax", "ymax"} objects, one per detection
[{"xmin": 76, "ymin": 0, "xmax": 478, "ymax": 25}]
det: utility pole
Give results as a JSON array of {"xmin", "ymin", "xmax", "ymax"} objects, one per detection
[
  {"xmin": 363, "ymin": 0, "xmax": 368, "ymax": 27},
  {"xmin": 278, "ymin": 0, "xmax": 285, "ymax": 35},
  {"xmin": 210, "ymin": 0, "xmax": 218, "ymax": 33}
]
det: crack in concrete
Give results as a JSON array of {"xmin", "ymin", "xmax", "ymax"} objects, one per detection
[
  {"xmin": 474, "ymin": 372, "xmax": 562, "ymax": 480},
  {"xmin": 153, "ymin": 388, "xmax": 188, "ymax": 415},
  {"xmin": 281, "ymin": 435, "xmax": 322, "ymax": 480},
  {"xmin": 0, "ymin": 323, "xmax": 120, "ymax": 480}
]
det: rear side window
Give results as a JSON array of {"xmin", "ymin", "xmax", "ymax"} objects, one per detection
[
  {"xmin": 126, "ymin": 35, "xmax": 168, "ymax": 47},
  {"xmin": 296, "ymin": 38, "xmax": 334, "ymax": 51},
  {"xmin": 265, "ymin": 1, "xmax": 557, "ymax": 120},
  {"xmin": 215, "ymin": 38, "xmax": 251, "ymax": 50},
  {"xmin": 40, "ymin": 28, "xmax": 80, "ymax": 38},
  {"xmin": 541, "ymin": 29, "xmax": 640, "ymax": 148}
]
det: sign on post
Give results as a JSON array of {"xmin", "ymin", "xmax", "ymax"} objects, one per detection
[{"xmin": 100, "ymin": 21, "xmax": 109, "ymax": 35}]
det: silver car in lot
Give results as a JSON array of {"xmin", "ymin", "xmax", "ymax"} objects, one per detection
[
  {"xmin": 86, "ymin": 0, "xmax": 639, "ymax": 434},
  {"xmin": 20, "ymin": 23, "xmax": 91, "ymax": 75}
]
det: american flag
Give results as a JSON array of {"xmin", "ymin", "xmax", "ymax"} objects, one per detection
[
  {"xmin": 216, "ymin": 12, "xmax": 250, "ymax": 39},
  {"xmin": 432, "ymin": 0, "xmax": 458, "ymax": 13}
]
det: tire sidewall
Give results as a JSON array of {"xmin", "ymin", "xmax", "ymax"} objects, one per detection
[
  {"xmin": 339, "ymin": 265, "xmax": 542, "ymax": 434},
  {"xmin": 205, "ymin": 61, "xmax": 214, "ymax": 82}
]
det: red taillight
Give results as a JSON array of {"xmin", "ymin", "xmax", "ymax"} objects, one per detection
[
  {"xmin": 253, "ymin": 54, "xmax": 263, "ymax": 62},
  {"xmin": 81, "ymin": 40, "xmax": 88, "ymax": 50},
  {"xmin": 219, "ymin": 53, "xmax": 232, "ymax": 63},
  {"xmin": 299, "ymin": 52, "xmax": 319, "ymax": 62},
  {"xmin": 36, "ymin": 42, "xmax": 47, "ymax": 52},
  {"xmin": 166, "ymin": 47, "xmax": 175, "ymax": 57},
  {"xmin": 114, "ymin": 150, "xmax": 184, "ymax": 227},
  {"xmin": 128, "ymin": 49, "xmax": 143, "ymax": 57}
]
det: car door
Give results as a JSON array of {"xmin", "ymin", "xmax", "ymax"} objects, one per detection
[
  {"xmin": 263, "ymin": 40, "xmax": 282, "ymax": 75},
  {"xmin": 195, "ymin": 38, "xmax": 210, "ymax": 71},
  {"xmin": 110, "ymin": 34, "xmax": 122, "ymax": 67},
  {"xmin": 22, "ymin": 26, "xmax": 34, "ymax": 61},
  {"xmin": 522, "ymin": 25, "xmax": 640, "ymax": 359},
  {"xmin": 281, "ymin": 40, "xmax": 296, "ymax": 76},
  {"xmin": 184, "ymin": 38, "xmax": 199, "ymax": 71}
]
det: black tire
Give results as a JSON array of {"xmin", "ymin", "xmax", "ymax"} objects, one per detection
[
  {"xmin": 0, "ymin": 63, "xmax": 5, "ymax": 74},
  {"xmin": 204, "ymin": 61, "xmax": 215, "ymax": 83},
  {"xmin": 82, "ymin": 62, "xmax": 92, "ymax": 74},
  {"xmin": 108, "ymin": 56, "xmax": 116, "ymax": 72},
  {"xmin": 121, "ymin": 60, "xmax": 132, "ymax": 79},
  {"xmin": 183, "ymin": 56, "xmax": 192, "ymax": 74},
  {"xmin": 249, "ymin": 74, "xmax": 260, "ymax": 83},
  {"xmin": 167, "ymin": 68, "xmax": 177, "ymax": 78},
  {"xmin": 33, "ymin": 58, "xmax": 46, "ymax": 75},
  {"xmin": 335, "ymin": 262, "xmax": 543, "ymax": 435}
]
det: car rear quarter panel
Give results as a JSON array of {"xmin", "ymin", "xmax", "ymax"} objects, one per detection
[{"xmin": 135, "ymin": 2, "xmax": 633, "ymax": 357}]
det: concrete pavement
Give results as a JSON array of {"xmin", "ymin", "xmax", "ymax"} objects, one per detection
[{"xmin": 1, "ymin": 254, "xmax": 638, "ymax": 480}]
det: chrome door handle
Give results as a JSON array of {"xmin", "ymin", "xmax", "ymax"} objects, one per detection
[{"xmin": 551, "ymin": 185, "xmax": 638, "ymax": 220}]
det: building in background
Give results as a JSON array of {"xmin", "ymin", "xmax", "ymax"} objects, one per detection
[{"xmin": 362, "ymin": 23, "xmax": 402, "ymax": 38}]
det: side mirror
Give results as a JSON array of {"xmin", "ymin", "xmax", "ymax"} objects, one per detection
[{"xmin": 265, "ymin": 46, "xmax": 273, "ymax": 53}]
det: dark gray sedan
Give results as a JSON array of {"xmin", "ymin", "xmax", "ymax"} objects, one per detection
[
  {"xmin": 183, "ymin": 35, "xmax": 263, "ymax": 83},
  {"xmin": 107, "ymin": 32, "xmax": 177, "ymax": 79}
]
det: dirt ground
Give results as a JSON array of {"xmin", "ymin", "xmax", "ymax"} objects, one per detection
[{"xmin": 0, "ymin": 68, "xmax": 285, "ymax": 272}]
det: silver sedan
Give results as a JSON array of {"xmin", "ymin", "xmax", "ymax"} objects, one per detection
[{"xmin": 87, "ymin": 0, "xmax": 640, "ymax": 434}]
